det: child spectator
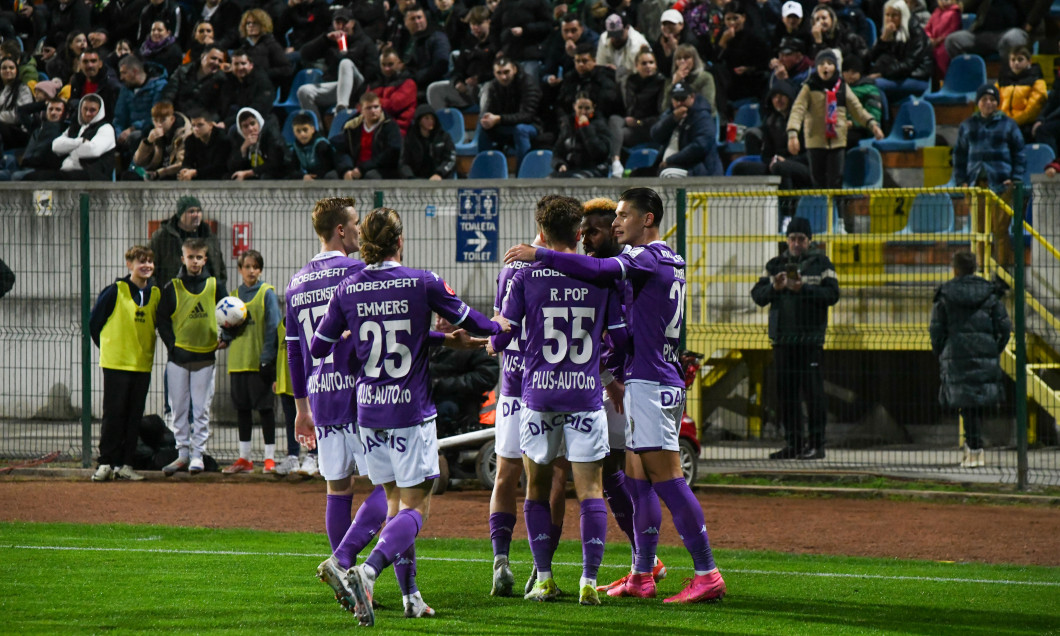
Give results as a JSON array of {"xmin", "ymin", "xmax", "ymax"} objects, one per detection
[
  {"xmin": 222, "ymin": 249, "xmax": 281, "ymax": 474},
  {"xmin": 127, "ymin": 101, "xmax": 190, "ymax": 181},
  {"xmin": 997, "ymin": 46, "xmax": 1047, "ymax": 141},
  {"xmin": 289, "ymin": 111, "xmax": 336, "ymax": 180},
  {"xmin": 272, "ymin": 316, "xmax": 320, "ymax": 476},
  {"xmin": 923, "ymin": 0, "xmax": 961, "ymax": 80},
  {"xmin": 178, "ymin": 108, "xmax": 232, "ymax": 180},
  {"xmin": 551, "ymin": 92, "xmax": 612, "ymax": 178},
  {"xmin": 88, "ymin": 245, "xmax": 160, "ymax": 482},
  {"xmin": 786, "ymin": 49, "xmax": 883, "ymax": 188},
  {"xmin": 842, "ymin": 57, "xmax": 883, "ymax": 148},
  {"xmin": 400, "ymin": 105, "xmax": 456, "ymax": 180},
  {"xmin": 227, "ymin": 107, "xmax": 290, "ymax": 180},
  {"xmin": 156, "ymin": 237, "xmax": 231, "ymax": 475}
]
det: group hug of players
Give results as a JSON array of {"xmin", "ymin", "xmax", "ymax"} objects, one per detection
[{"xmin": 286, "ymin": 188, "xmax": 723, "ymax": 628}]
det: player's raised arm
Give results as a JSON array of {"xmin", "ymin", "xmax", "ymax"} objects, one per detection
[{"xmin": 425, "ymin": 271, "xmax": 506, "ymax": 336}]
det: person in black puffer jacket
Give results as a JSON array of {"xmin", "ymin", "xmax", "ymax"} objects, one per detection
[
  {"xmin": 551, "ymin": 92, "xmax": 612, "ymax": 178},
  {"xmin": 430, "ymin": 315, "xmax": 499, "ymax": 437},
  {"xmin": 732, "ymin": 79, "xmax": 811, "ymax": 196},
  {"xmin": 24, "ymin": 93, "xmax": 115, "ymax": 181},
  {"xmin": 929, "ymin": 251, "xmax": 1012, "ymax": 468},
  {"xmin": 866, "ymin": 0, "xmax": 933, "ymax": 103},
  {"xmin": 401, "ymin": 104, "xmax": 456, "ymax": 180},
  {"xmin": 807, "ymin": 5, "xmax": 868, "ymax": 65}
]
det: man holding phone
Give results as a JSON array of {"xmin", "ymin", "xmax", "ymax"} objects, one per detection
[{"xmin": 751, "ymin": 216, "xmax": 840, "ymax": 460}]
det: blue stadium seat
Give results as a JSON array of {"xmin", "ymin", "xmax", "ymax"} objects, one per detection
[
  {"xmin": 872, "ymin": 99, "xmax": 935, "ymax": 151},
  {"xmin": 842, "ymin": 146, "xmax": 884, "ymax": 189},
  {"xmin": 925, "ymin": 55, "xmax": 987, "ymax": 105},
  {"xmin": 455, "ymin": 124, "xmax": 482, "ymax": 156},
  {"xmin": 1025, "ymin": 143, "xmax": 1057, "ymax": 174},
  {"xmin": 468, "ymin": 150, "xmax": 508, "ymax": 179},
  {"xmin": 962, "ymin": 12, "xmax": 976, "ymax": 29},
  {"xmin": 436, "ymin": 108, "xmax": 465, "ymax": 146},
  {"xmin": 898, "ymin": 193, "xmax": 956, "ymax": 234},
  {"xmin": 725, "ymin": 154, "xmax": 761, "ymax": 176},
  {"xmin": 273, "ymin": 69, "xmax": 323, "ymax": 113},
  {"xmin": 792, "ymin": 196, "xmax": 845, "ymax": 235},
  {"xmin": 517, "ymin": 150, "xmax": 552, "ymax": 178},
  {"xmin": 862, "ymin": 18, "xmax": 877, "ymax": 47},
  {"xmin": 726, "ymin": 103, "xmax": 761, "ymax": 153},
  {"xmin": 328, "ymin": 108, "xmax": 356, "ymax": 138},
  {"xmin": 624, "ymin": 147, "xmax": 659, "ymax": 173},
  {"xmin": 282, "ymin": 109, "xmax": 320, "ymax": 145}
]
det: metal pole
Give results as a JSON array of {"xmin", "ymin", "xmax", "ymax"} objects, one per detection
[
  {"xmin": 1012, "ymin": 185, "xmax": 1028, "ymax": 491},
  {"xmin": 80, "ymin": 193, "xmax": 92, "ymax": 468},
  {"xmin": 676, "ymin": 188, "xmax": 687, "ymax": 351},
  {"xmin": 374, "ymin": 191, "xmax": 384, "ymax": 208}
]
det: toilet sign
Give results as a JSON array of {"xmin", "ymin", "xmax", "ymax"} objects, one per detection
[{"xmin": 456, "ymin": 188, "xmax": 498, "ymax": 263}]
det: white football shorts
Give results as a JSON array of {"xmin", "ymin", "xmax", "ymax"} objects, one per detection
[
  {"xmin": 520, "ymin": 407, "xmax": 609, "ymax": 465},
  {"xmin": 624, "ymin": 381, "xmax": 684, "ymax": 453},
  {"xmin": 495, "ymin": 393, "xmax": 524, "ymax": 460},
  {"xmin": 358, "ymin": 419, "xmax": 441, "ymax": 488},
  {"xmin": 315, "ymin": 421, "xmax": 368, "ymax": 481}
]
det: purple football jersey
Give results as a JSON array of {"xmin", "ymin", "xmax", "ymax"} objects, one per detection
[
  {"xmin": 315, "ymin": 262, "xmax": 499, "ymax": 430},
  {"xmin": 494, "ymin": 261, "xmax": 531, "ymax": 397},
  {"xmin": 285, "ymin": 251, "xmax": 363, "ymax": 427},
  {"xmin": 494, "ymin": 262, "xmax": 625, "ymax": 412},
  {"xmin": 539, "ymin": 240, "xmax": 686, "ymax": 388}
]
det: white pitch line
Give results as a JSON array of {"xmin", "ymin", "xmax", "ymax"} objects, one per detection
[{"xmin": 4, "ymin": 544, "xmax": 1059, "ymax": 588}]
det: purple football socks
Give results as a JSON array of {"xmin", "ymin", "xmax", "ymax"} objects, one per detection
[
  {"xmin": 603, "ymin": 469, "xmax": 637, "ymax": 549},
  {"xmin": 630, "ymin": 477, "xmax": 662, "ymax": 573},
  {"xmin": 333, "ymin": 485, "xmax": 388, "ymax": 569},
  {"xmin": 524, "ymin": 499, "xmax": 554, "ymax": 574},
  {"xmin": 489, "ymin": 512, "xmax": 517, "ymax": 558},
  {"xmin": 579, "ymin": 498, "xmax": 608, "ymax": 580},
  {"xmin": 324, "ymin": 493, "xmax": 353, "ymax": 552},
  {"xmin": 653, "ymin": 477, "xmax": 716, "ymax": 572},
  {"xmin": 364, "ymin": 508, "xmax": 423, "ymax": 577}
]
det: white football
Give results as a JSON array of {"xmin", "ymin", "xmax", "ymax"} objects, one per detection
[{"xmin": 215, "ymin": 296, "xmax": 247, "ymax": 328}]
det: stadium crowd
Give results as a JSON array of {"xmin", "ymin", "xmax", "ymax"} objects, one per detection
[{"xmin": 0, "ymin": 0, "xmax": 1057, "ymax": 182}]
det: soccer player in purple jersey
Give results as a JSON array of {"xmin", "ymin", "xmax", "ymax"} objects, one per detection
[
  {"xmin": 489, "ymin": 195, "xmax": 628, "ymax": 606},
  {"xmin": 505, "ymin": 187, "xmax": 726, "ymax": 604},
  {"xmin": 284, "ymin": 197, "xmax": 390, "ymax": 615},
  {"xmin": 312, "ymin": 207, "xmax": 508, "ymax": 626},
  {"xmin": 580, "ymin": 198, "xmax": 668, "ymax": 593}
]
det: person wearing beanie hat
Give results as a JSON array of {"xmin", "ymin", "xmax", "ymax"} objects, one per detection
[
  {"xmin": 149, "ymin": 194, "xmax": 227, "ymax": 290},
  {"xmin": 751, "ymin": 215, "xmax": 840, "ymax": 460},
  {"xmin": 787, "ymin": 47, "xmax": 882, "ymax": 188}
]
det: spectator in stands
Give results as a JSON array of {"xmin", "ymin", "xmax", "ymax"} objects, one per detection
[
  {"xmin": 218, "ymin": 49, "xmax": 275, "ymax": 131},
  {"xmin": 113, "ymin": 55, "xmax": 167, "ymax": 159},
  {"xmin": 997, "ymin": 45, "xmax": 1047, "ymax": 142},
  {"xmin": 288, "ymin": 111, "xmax": 336, "ymax": 180},
  {"xmin": 751, "ymin": 215, "xmax": 840, "ymax": 461},
  {"xmin": 426, "ymin": 5, "xmax": 495, "ymax": 111},
  {"xmin": 1031, "ymin": 86, "xmax": 1060, "ymax": 153},
  {"xmin": 432, "ymin": 0, "xmax": 471, "ymax": 53},
  {"xmin": 652, "ymin": 9, "xmax": 702, "ymax": 78},
  {"xmin": 69, "ymin": 48, "xmax": 122, "ymax": 121},
  {"xmin": 96, "ymin": 0, "xmax": 141, "ymax": 48},
  {"xmin": 769, "ymin": 36, "xmax": 813, "ymax": 87},
  {"xmin": 160, "ymin": 46, "xmax": 226, "ymax": 115},
  {"xmin": 393, "ymin": 4, "xmax": 451, "ymax": 100},
  {"xmin": 0, "ymin": 57, "xmax": 31, "ymax": 150},
  {"xmin": 609, "ymin": 47, "xmax": 666, "ymax": 171},
  {"xmin": 337, "ymin": 91, "xmax": 402, "ymax": 180},
  {"xmin": 953, "ymin": 83, "xmax": 1026, "ymax": 192},
  {"xmin": 651, "ymin": 80, "xmax": 722, "ymax": 176},
  {"xmin": 400, "ymin": 104, "xmax": 456, "ymax": 179},
  {"xmin": 542, "ymin": 12, "xmax": 599, "ymax": 83},
  {"xmin": 597, "ymin": 12, "xmax": 649, "ymax": 86},
  {"xmin": 348, "ymin": 0, "xmax": 388, "ymax": 43},
  {"xmin": 47, "ymin": 30, "xmax": 87, "ymax": 83},
  {"xmin": 139, "ymin": 21, "xmax": 183, "ymax": 76},
  {"xmin": 923, "ymin": 0, "xmax": 962, "ymax": 81},
  {"xmin": 297, "ymin": 11, "xmax": 380, "ymax": 120},
  {"xmin": 826, "ymin": 0, "xmax": 874, "ymax": 48},
  {"xmin": 786, "ymin": 49, "xmax": 883, "ymax": 189},
  {"xmin": 238, "ymin": 9, "xmax": 293, "ymax": 89},
  {"xmin": 107, "ymin": 40, "xmax": 134, "ymax": 73},
  {"xmin": 382, "ymin": 0, "xmax": 419, "ymax": 48},
  {"xmin": 178, "ymin": 108, "xmax": 231, "ymax": 180},
  {"xmin": 25, "ymin": 93, "xmax": 114, "ymax": 180},
  {"xmin": 865, "ymin": 0, "xmax": 933, "ymax": 102},
  {"xmin": 715, "ymin": 0, "xmax": 770, "ymax": 110},
  {"xmin": 127, "ymin": 101, "xmax": 190, "ymax": 181},
  {"xmin": 277, "ymin": 0, "xmax": 330, "ymax": 57},
  {"xmin": 664, "ymin": 44, "xmax": 717, "ymax": 117},
  {"xmin": 1045, "ymin": 157, "xmax": 1060, "ymax": 176},
  {"xmin": 88, "ymin": 29, "xmax": 112, "ymax": 59},
  {"xmin": 183, "ymin": 21, "xmax": 217, "ymax": 66},
  {"xmin": 198, "ymin": 0, "xmax": 243, "ymax": 51},
  {"xmin": 0, "ymin": 97, "xmax": 64, "ymax": 181},
  {"xmin": 369, "ymin": 46, "xmax": 418, "ymax": 135},
  {"xmin": 556, "ymin": 43, "xmax": 622, "ymax": 130},
  {"xmin": 842, "ymin": 56, "xmax": 883, "ymax": 148},
  {"xmin": 137, "ymin": 0, "xmax": 183, "ymax": 47},
  {"xmin": 929, "ymin": 250, "xmax": 1011, "ymax": 469},
  {"xmin": 944, "ymin": 0, "xmax": 1046, "ymax": 62},
  {"xmin": 551, "ymin": 92, "xmax": 611, "ymax": 177},
  {"xmin": 478, "ymin": 56, "xmax": 541, "ymax": 160},
  {"xmin": 770, "ymin": 1, "xmax": 813, "ymax": 54},
  {"xmin": 15, "ymin": 78, "xmax": 63, "ymax": 140},
  {"xmin": 489, "ymin": 0, "xmax": 552, "ymax": 81},
  {"xmin": 44, "ymin": 0, "xmax": 91, "ymax": 49},
  {"xmin": 733, "ymin": 79, "xmax": 812, "ymax": 195},
  {"xmin": 807, "ymin": 5, "xmax": 868, "ymax": 64},
  {"xmin": 0, "ymin": 41, "xmax": 33, "ymax": 85},
  {"xmin": 228, "ymin": 107, "xmax": 289, "ymax": 180}
]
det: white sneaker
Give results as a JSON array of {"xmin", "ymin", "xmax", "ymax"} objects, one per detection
[
  {"xmin": 611, "ymin": 159, "xmax": 624, "ymax": 178},
  {"xmin": 298, "ymin": 454, "xmax": 319, "ymax": 477},
  {"xmin": 317, "ymin": 556, "xmax": 356, "ymax": 612},
  {"xmin": 189, "ymin": 457, "xmax": 205, "ymax": 474},
  {"xmin": 491, "ymin": 556, "xmax": 515, "ymax": 597},
  {"xmin": 960, "ymin": 446, "xmax": 985, "ymax": 468},
  {"xmin": 91, "ymin": 464, "xmax": 113, "ymax": 482},
  {"xmin": 345, "ymin": 565, "xmax": 376, "ymax": 627},
  {"xmin": 404, "ymin": 591, "xmax": 436, "ymax": 618},
  {"xmin": 115, "ymin": 465, "xmax": 144, "ymax": 481},
  {"xmin": 275, "ymin": 455, "xmax": 300, "ymax": 476}
]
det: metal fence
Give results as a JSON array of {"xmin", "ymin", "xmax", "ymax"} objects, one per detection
[{"xmin": 1, "ymin": 177, "xmax": 1057, "ymax": 487}]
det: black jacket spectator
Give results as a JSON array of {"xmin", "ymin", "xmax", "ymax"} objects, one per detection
[
  {"xmin": 149, "ymin": 205, "xmax": 227, "ymax": 288},
  {"xmin": 434, "ymin": 0, "xmax": 471, "ymax": 52},
  {"xmin": 137, "ymin": 0, "xmax": 183, "ymax": 45},
  {"xmin": 867, "ymin": 20, "xmax": 934, "ymax": 82},
  {"xmin": 429, "ymin": 342, "xmax": 499, "ymax": 436},
  {"xmin": 139, "ymin": 32, "xmax": 183, "ymax": 74},
  {"xmin": 551, "ymin": 111, "xmax": 611, "ymax": 177},
  {"xmin": 396, "ymin": 24, "xmax": 450, "ymax": 90},
  {"xmin": 489, "ymin": 0, "xmax": 552, "ymax": 62},
  {"xmin": 345, "ymin": 0, "xmax": 387, "ymax": 43},
  {"xmin": 218, "ymin": 66, "xmax": 275, "ymax": 130},
  {"xmin": 277, "ymin": 0, "xmax": 330, "ymax": 51},
  {"xmin": 717, "ymin": 25, "xmax": 771, "ymax": 104},
  {"xmin": 18, "ymin": 119, "xmax": 65, "ymax": 171},
  {"xmin": 43, "ymin": 0, "xmax": 91, "ymax": 46},
  {"xmin": 202, "ymin": 0, "xmax": 244, "ymax": 49},
  {"xmin": 299, "ymin": 28, "xmax": 380, "ymax": 85},
  {"xmin": 401, "ymin": 104, "xmax": 456, "ymax": 179},
  {"xmin": 650, "ymin": 92, "xmax": 722, "ymax": 176},
  {"xmin": 337, "ymin": 112, "xmax": 403, "ymax": 178},
  {"xmin": 227, "ymin": 107, "xmax": 290, "ymax": 179},
  {"xmin": 181, "ymin": 120, "xmax": 231, "ymax": 179},
  {"xmin": 94, "ymin": 0, "xmax": 146, "ymax": 44},
  {"xmin": 481, "ymin": 66, "xmax": 543, "ymax": 131},
  {"xmin": 241, "ymin": 32, "xmax": 293, "ymax": 88},
  {"xmin": 160, "ymin": 59, "xmax": 224, "ymax": 114},
  {"xmin": 750, "ymin": 242, "xmax": 840, "ymax": 346},
  {"xmin": 808, "ymin": 6, "xmax": 868, "ymax": 64},
  {"xmin": 69, "ymin": 57, "xmax": 123, "ymax": 120},
  {"xmin": 448, "ymin": 28, "xmax": 496, "ymax": 86},
  {"xmin": 557, "ymin": 64, "xmax": 622, "ymax": 122},
  {"xmin": 623, "ymin": 71, "xmax": 666, "ymax": 129}
]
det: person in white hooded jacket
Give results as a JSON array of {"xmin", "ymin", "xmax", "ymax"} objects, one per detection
[
  {"xmin": 226, "ymin": 106, "xmax": 290, "ymax": 180},
  {"xmin": 26, "ymin": 94, "xmax": 117, "ymax": 181}
]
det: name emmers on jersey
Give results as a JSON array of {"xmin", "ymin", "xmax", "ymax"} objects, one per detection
[
  {"xmin": 346, "ymin": 277, "xmax": 418, "ymax": 293},
  {"xmin": 358, "ymin": 384, "xmax": 413, "ymax": 406},
  {"xmin": 357, "ymin": 299, "xmax": 409, "ymax": 316},
  {"xmin": 530, "ymin": 370, "xmax": 597, "ymax": 391}
]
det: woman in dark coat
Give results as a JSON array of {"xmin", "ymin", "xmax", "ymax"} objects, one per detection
[
  {"xmin": 929, "ymin": 251, "xmax": 1012, "ymax": 468},
  {"xmin": 807, "ymin": 5, "xmax": 868, "ymax": 65},
  {"xmin": 139, "ymin": 21, "xmax": 183, "ymax": 75},
  {"xmin": 866, "ymin": 0, "xmax": 934, "ymax": 102},
  {"xmin": 237, "ymin": 9, "xmax": 293, "ymax": 89},
  {"xmin": 551, "ymin": 92, "xmax": 612, "ymax": 178}
]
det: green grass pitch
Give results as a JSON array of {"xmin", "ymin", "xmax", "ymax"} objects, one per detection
[{"xmin": 2, "ymin": 522, "xmax": 1058, "ymax": 635}]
